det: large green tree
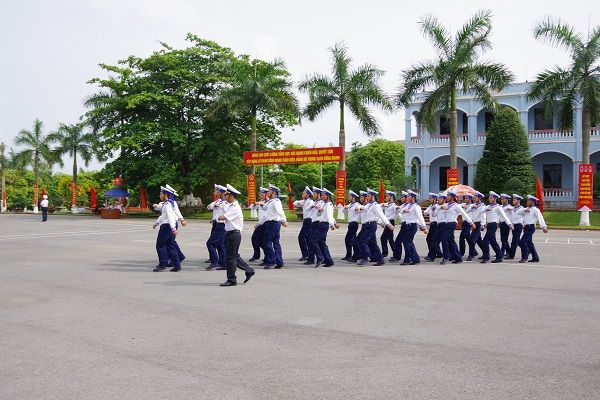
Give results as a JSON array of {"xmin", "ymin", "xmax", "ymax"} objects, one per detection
[
  {"xmin": 14, "ymin": 119, "xmax": 57, "ymax": 210},
  {"xmin": 346, "ymin": 139, "xmax": 406, "ymax": 192},
  {"xmin": 474, "ymin": 107, "xmax": 536, "ymax": 195},
  {"xmin": 299, "ymin": 42, "xmax": 393, "ymax": 170},
  {"xmin": 85, "ymin": 35, "xmax": 290, "ymax": 202},
  {"xmin": 527, "ymin": 17, "xmax": 600, "ymax": 164},
  {"xmin": 0, "ymin": 142, "xmax": 6, "ymax": 211},
  {"xmin": 397, "ymin": 10, "xmax": 514, "ymax": 169}
]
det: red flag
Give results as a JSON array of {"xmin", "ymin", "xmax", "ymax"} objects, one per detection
[
  {"xmin": 535, "ymin": 177, "xmax": 544, "ymax": 213},
  {"xmin": 139, "ymin": 187, "xmax": 147, "ymax": 209},
  {"xmin": 287, "ymin": 182, "xmax": 294, "ymax": 210},
  {"xmin": 379, "ymin": 178, "xmax": 385, "ymax": 201},
  {"xmin": 41, "ymin": 188, "xmax": 47, "ymax": 197},
  {"xmin": 90, "ymin": 188, "xmax": 97, "ymax": 209}
]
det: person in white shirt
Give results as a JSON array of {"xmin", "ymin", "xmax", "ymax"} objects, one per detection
[
  {"xmin": 357, "ymin": 189, "xmax": 393, "ymax": 266},
  {"xmin": 481, "ymin": 191, "xmax": 513, "ymax": 263},
  {"xmin": 342, "ymin": 190, "xmax": 361, "ymax": 261},
  {"xmin": 458, "ymin": 194, "xmax": 474, "ymax": 258},
  {"xmin": 40, "ymin": 194, "xmax": 49, "ymax": 222},
  {"xmin": 499, "ymin": 193, "xmax": 512, "ymax": 257},
  {"xmin": 349, "ymin": 191, "xmax": 368, "ymax": 262},
  {"xmin": 218, "ymin": 184, "xmax": 255, "ymax": 286},
  {"xmin": 249, "ymin": 187, "xmax": 268, "ymax": 262},
  {"xmin": 399, "ymin": 190, "xmax": 428, "ymax": 265},
  {"xmin": 390, "ymin": 191, "xmax": 409, "ymax": 261},
  {"xmin": 380, "ymin": 190, "xmax": 398, "ymax": 258},
  {"xmin": 206, "ymin": 184, "xmax": 229, "ymax": 270},
  {"xmin": 293, "ymin": 186, "xmax": 315, "ymax": 262},
  {"xmin": 304, "ymin": 187, "xmax": 323, "ymax": 265},
  {"xmin": 506, "ymin": 194, "xmax": 525, "ymax": 260},
  {"xmin": 153, "ymin": 184, "xmax": 187, "ymax": 267},
  {"xmin": 466, "ymin": 191, "xmax": 486, "ymax": 261},
  {"xmin": 256, "ymin": 184, "xmax": 288, "ymax": 269},
  {"xmin": 423, "ymin": 193, "xmax": 441, "ymax": 261},
  {"xmin": 311, "ymin": 188, "xmax": 339, "ymax": 267},
  {"xmin": 152, "ymin": 186, "xmax": 180, "ymax": 272},
  {"xmin": 439, "ymin": 190, "xmax": 475, "ymax": 264},
  {"xmin": 517, "ymin": 195, "xmax": 548, "ymax": 263}
]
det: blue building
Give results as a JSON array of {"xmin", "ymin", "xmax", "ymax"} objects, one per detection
[{"xmin": 404, "ymin": 82, "xmax": 600, "ymax": 208}]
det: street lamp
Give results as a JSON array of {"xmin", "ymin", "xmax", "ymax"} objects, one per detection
[{"xmin": 268, "ymin": 165, "xmax": 283, "ymax": 174}]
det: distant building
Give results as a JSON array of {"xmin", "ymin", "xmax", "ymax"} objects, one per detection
[{"xmin": 403, "ymin": 82, "xmax": 600, "ymax": 208}]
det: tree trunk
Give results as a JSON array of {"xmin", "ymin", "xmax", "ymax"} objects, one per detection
[
  {"xmin": 72, "ymin": 153, "xmax": 78, "ymax": 207},
  {"xmin": 339, "ymin": 102, "xmax": 346, "ymax": 171},
  {"xmin": 582, "ymin": 107, "xmax": 591, "ymax": 164},
  {"xmin": 250, "ymin": 111, "xmax": 257, "ymax": 175},
  {"xmin": 34, "ymin": 151, "xmax": 39, "ymax": 212},
  {"xmin": 449, "ymin": 88, "xmax": 458, "ymax": 169}
]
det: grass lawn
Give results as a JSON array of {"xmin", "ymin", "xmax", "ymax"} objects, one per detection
[{"xmin": 542, "ymin": 211, "xmax": 600, "ymax": 230}]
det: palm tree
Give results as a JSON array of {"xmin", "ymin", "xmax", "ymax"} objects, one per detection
[
  {"xmin": 0, "ymin": 142, "xmax": 7, "ymax": 212},
  {"xmin": 527, "ymin": 17, "xmax": 600, "ymax": 164},
  {"xmin": 397, "ymin": 10, "xmax": 514, "ymax": 169},
  {"xmin": 299, "ymin": 42, "xmax": 393, "ymax": 170},
  {"xmin": 14, "ymin": 119, "xmax": 56, "ymax": 212},
  {"xmin": 48, "ymin": 122, "xmax": 97, "ymax": 207},
  {"xmin": 214, "ymin": 57, "xmax": 299, "ymax": 175}
]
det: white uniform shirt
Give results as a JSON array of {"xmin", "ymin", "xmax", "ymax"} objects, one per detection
[
  {"xmin": 469, "ymin": 203, "xmax": 486, "ymax": 224},
  {"xmin": 40, "ymin": 199, "xmax": 49, "ymax": 208},
  {"xmin": 362, "ymin": 201, "xmax": 389, "ymax": 225},
  {"xmin": 400, "ymin": 202, "xmax": 426, "ymax": 228},
  {"xmin": 424, "ymin": 203, "xmax": 438, "ymax": 223},
  {"xmin": 484, "ymin": 203, "xmax": 511, "ymax": 225},
  {"xmin": 443, "ymin": 202, "xmax": 474, "ymax": 225},
  {"xmin": 508, "ymin": 205, "xmax": 524, "ymax": 225},
  {"xmin": 155, "ymin": 201, "xmax": 177, "ymax": 230},
  {"xmin": 383, "ymin": 202, "xmax": 397, "ymax": 221},
  {"xmin": 154, "ymin": 201, "xmax": 184, "ymax": 221},
  {"xmin": 294, "ymin": 198, "xmax": 315, "ymax": 220},
  {"xmin": 501, "ymin": 203, "xmax": 512, "ymax": 224},
  {"xmin": 258, "ymin": 197, "xmax": 287, "ymax": 225},
  {"xmin": 343, "ymin": 201, "xmax": 361, "ymax": 223},
  {"xmin": 311, "ymin": 199, "xmax": 324, "ymax": 221},
  {"xmin": 518, "ymin": 206, "xmax": 547, "ymax": 229},
  {"xmin": 222, "ymin": 201, "xmax": 244, "ymax": 231},
  {"xmin": 436, "ymin": 203, "xmax": 448, "ymax": 223},
  {"xmin": 316, "ymin": 201, "xmax": 336, "ymax": 225},
  {"xmin": 207, "ymin": 198, "xmax": 227, "ymax": 223}
]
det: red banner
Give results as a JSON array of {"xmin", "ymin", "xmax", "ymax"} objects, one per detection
[
  {"xmin": 379, "ymin": 178, "xmax": 385, "ymax": 201},
  {"xmin": 335, "ymin": 170, "xmax": 346, "ymax": 206},
  {"xmin": 577, "ymin": 164, "xmax": 594, "ymax": 210},
  {"xmin": 139, "ymin": 187, "xmax": 147, "ymax": 209},
  {"xmin": 246, "ymin": 174, "xmax": 256, "ymax": 205},
  {"xmin": 90, "ymin": 188, "xmax": 97, "ymax": 209},
  {"xmin": 243, "ymin": 147, "xmax": 343, "ymax": 166},
  {"xmin": 446, "ymin": 168, "xmax": 459, "ymax": 188},
  {"xmin": 2, "ymin": 190, "xmax": 6, "ymax": 208},
  {"xmin": 71, "ymin": 182, "xmax": 77, "ymax": 206},
  {"xmin": 33, "ymin": 182, "xmax": 38, "ymax": 207}
]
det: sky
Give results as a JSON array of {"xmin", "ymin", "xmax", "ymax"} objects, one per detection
[{"xmin": 1, "ymin": 0, "xmax": 598, "ymax": 172}]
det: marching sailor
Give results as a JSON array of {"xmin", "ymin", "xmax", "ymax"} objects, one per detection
[
  {"xmin": 380, "ymin": 190, "xmax": 398, "ymax": 258},
  {"xmin": 400, "ymin": 190, "xmax": 428, "ymax": 265},
  {"xmin": 152, "ymin": 186, "xmax": 181, "ymax": 272},
  {"xmin": 342, "ymin": 190, "xmax": 360, "ymax": 261},
  {"xmin": 466, "ymin": 191, "xmax": 486, "ymax": 261},
  {"xmin": 249, "ymin": 187, "xmax": 268, "ymax": 262},
  {"xmin": 304, "ymin": 187, "xmax": 323, "ymax": 265},
  {"xmin": 440, "ymin": 190, "xmax": 475, "ymax": 265},
  {"xmin": 481, "ymin": 191, "xmax": 513, "ymax": 263},
  {"xmin": 311, "ymin": 187, "xmax": 338, "ymax": 267},
  {"xmin": 153, "ymin": 184, "xmax": 186, "ymax": 266},
  {"xmin": 356, "ymin": 188, "xmax": 393, "ymax": 266},
  {"xmin": 423, "ymin": 193, "xmax": 441, "ymax": 261},
  {"xmin": 517, "ymin": 195, "xmax": 548, "ymax": 263},
  {"xmin": 293, "ymin": 186, "xmax": 315, "ymax": 262},
  {"xmin": 257, "ymin": 184, "xmax": 288, "ymax": 269},
  {"xmin": 458, "ymin": 194, "xmax": 474, "ymax": 258},
  {"xmin": 206, "ymin": 184, "xmax": 228, "ymax": 270},
  {"xmin": 506, "ymin": 194, "xmax": 524, "ymax": 260},
  {"xmin": 390, "ymin": 191, "xmax": 408, "ymax": 262},
  {"xmin": 499, "ymin": 193, "xmax": 512, "ymax": 257}
]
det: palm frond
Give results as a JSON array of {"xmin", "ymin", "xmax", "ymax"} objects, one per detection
[
  {"xmin": 419, "ymin": 14, "xmax": 451, "ymax": 57},
  {"xmin": 534, "ymin": 17, "xmax": 583, "ymax": 54}
]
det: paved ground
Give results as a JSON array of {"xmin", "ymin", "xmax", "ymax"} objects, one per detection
[{"xmin": 1, "ymin": 213, "xmax": 599, "ymax": 400}]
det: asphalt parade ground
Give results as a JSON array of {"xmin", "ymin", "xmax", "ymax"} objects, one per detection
[{"xmin": 1, "ymin": 213, "xmax": 599, "ymax": 400}]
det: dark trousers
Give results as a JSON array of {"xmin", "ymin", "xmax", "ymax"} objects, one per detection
[
  {"xmin": 308, "ymin": 221, "xmax": 321, "ymax": 262},
  {"xmin": 352, "ymin": 225, "xmax": 366, "ymax": 261},
  {"xmin": 225, "ymin": 230, "xmax": 254, "ymax": 283},
  {"xmin": 380, "ymin": 219, "xmax": 396, "ymax": 256},
  {"xmin": 500, "ymin": 222, "xmax": 510, "ymax": 256},
  {"xmin": 426, "ymin": 221, "xmax": 442, "ymax": 259},
  {"xmin": 442, "ymin": 222, "xmax": 461, "ymax": 261},
  {"xmin": 402, "ymin": 223, "xmax": 419, "ymax": 263},
  {"xmin": 467, "ymin": 222, "xmax": 482, "ymax": 257},
  {"xmin": 459, "ymin": 222, "xmax": 472, "ymax": 256},
  {"xmin": 519, "ymin": 224, "xmax": 540, "ymax": 261},
  {"xmin": 298, "ymin": 218, "xmax": 312, "ymax": 258},
  {"xmin": 345, "ymin": 221, "xmax": 359, "ymax": 259},
  {"xmin": 509, "ymin": 223, "xmax": 523, "ymax": 258},
  {"xmin": 156, "ymin": 224, "xmax": 180, "ymax": 268},
  {"xmin": 311, "ymin": 222, "xmax": 333, "ymax": 265},
  {"xmin": 262, "ymin": 221, "xmax": 283, "ymax": 266},
  {"xmin": 392, "ymin": 223, "xmax": 408, "ymax": 259},
  {"xmin": 251, "ymin": 224, "xmax": 264, "ymax": 259},
  {"xmin": 482, "ymin": 222, "xmax": 502, "ymax": 260},
  {"xmin": 207, "ymin": 221, "xmax": 227, "ymax": 267},
  {"xmin": 358, "ymin": 222, "xmax": 383, "ymax": 262},
  {"xmin": 434, "ymin": 222, "xmax": 447, "ymax": 259},
  {"xmin": 41, "ymin": 207, "xmax": 48, "ymax": 221}
]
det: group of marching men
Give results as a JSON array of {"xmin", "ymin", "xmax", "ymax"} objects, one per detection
[{"xmin": 150, "ymin": 182, "xmax": 549, "ymax": 286}]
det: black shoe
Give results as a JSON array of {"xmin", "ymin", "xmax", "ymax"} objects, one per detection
[
  {"xmin": 204, "ymin": 260, "xmax": 211, "ymax": 263},
  {"xmin": 382, "ymin": 254, "xmax": 388, "ymax": 258},
  {"xmin": 439, "ymin": 259, "xmax": 447, "ymax": 265},
  {"xmin": 167, "ymin": 262, "xmax": 173, "ymax": 268},
  {"xmin": 216, "ymin": 266, "xmax": 227, "ymax": 270},
  {"xmin": 452, "ymin": 259, "xmax": 462, "ymax": 264},
  {"xmin": 409, "ymin": 261, "xmax": 420, "ymax": 265},
  {"xmin": 356, "ymin": 259, "xmax": 369, "ymax": 266},
  {"xmin": 180, "ymin": 255, "xmax": 186, "ymax": 262},
  {"xmin": 389, "ymin": 257, "xmax": 400, "ymax": 262},
  {"xmin": 205, "ymin": 264, "xmax": 217, "ymax": 271},
  {"xmin": 249, "ymin": 256, "xmax": 260, "ymax": 262},
  {"xmin": 400, "ymin": 262, "xmax": 409, "ymax": 265},
  {"xmin": 519, "ymin": 259, "xmax": 527, "ymax": 263},
  {"xmin": 466, "ymin": 256, "xmax": 473, "ymax": 261},
  {"xmin": 528, "ymin": 259, "xmax": 540, "ymax": 263},
  {"xmin": 170, "ymin": 266, "xmax": 181, "ymax": 271},
  {"xmin": 480, "ymin": 259, "xmax": 490, "ymax": 264},
  {"xmin": 220, "ymin": 281, "xmax": 237, "ymax": 287},
  {"xmin": 423, "ymin": 257, "xmax": 433, "ymax": 262},
  {"xmin": 264, "ymin": 264, "xmax": 275, "ymax": 269},
  {"xmin": 341, "ymin": 256, "xmax": 352, "ymax": 261},
  {"xmin": 274, "ymin": 264, "xmax": 284, "ymax": 269},
  {"xmin": 259, "ymin": 262, "xmax": 267, "ymax": 266},
  {"xmin": 478, "ymin": 256, "xmax": 484, "ymax": 260},
  {"xmin": 504, "ymin": 256, "xmax": 514, "ymax": 260},
  {"xmin": 491, "ymin": 259, "xmax": 502, "ymax": 263},
  {"xmin": 299, "ymin": 256, "xmax": 308, "ymax": 261},
  {"xmin": 374, "ymin": 261, "xmax": 385, "ymax": 266},
  {"xmin": 303, "ymin": 260, "xmax": 315, "ymax": 265},
  {"xmin": 153, "ymin": 265, "xmax": 166, "ymax": 272},
  {"xmin": 323, "ymin": 262, "xmax": 334, "ymax": 267},
  {"xmin": 244, "ymin": 271, "xmax": 255, "ymax": 283}
]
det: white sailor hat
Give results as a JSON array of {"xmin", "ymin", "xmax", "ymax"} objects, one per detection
[
  {"xmin": 527, "ymin": 195, "xmax": 540, "ymax": 203},
  {"xmin": 512, "ymin": 194, "xmax": 523, "ymax": 200},
  {"xmin": 42, "ymin": 194, "xmax": 48, "ymax": 199},
  {"xmin": 401, "ymin": 191, "xmax": 408, "ymax": 197},
  {"xmin": 489, "ymin": 191, "xmax": 500, "ymax": 199},
  {"xmin": 359, "ymin": 190, "xmax": 368, "ymax": 197},
  {"xmin": 500, "ymin": 193, "xmax": 511, "ymax": 199},
  {"xmin": 386, "ymin": 190, "xmax": 397, "ymax": 197},
  {"xmin": 348, "ymin": 190, "xmax": 359, "ymax": 198},
  {"xmin": 303, "ymin": 186, "xmax": 313, "ymax": 195},
  {"xmin": 268, "ymin": 183, "xmax": 281, "ymax": 194},
  {"xmin": 213, "ymin": 184, "xmax": 227, "ymax": 193},
  {"xmin": 160, "ymin": 185, "xmax": 176, "ymax": 196},
  {"xmin": 366, "ymin": 188, "xmax": 378, "ymax": 196},
  {"xmin": 165, "ymin": 184, "xmax": 179, "ymax": 197},
  {"xmin": 437, "ymin": 193, "xmax": 446, "ymax": 199},
  {"xmin": 259, "ymin": 187, "xmax": 269, "ymax": 193},
  {"xmin": 428, "ymin": 192, "xmax": 438, "ymax": 198},
  {"xmin": 313, "ymin": 187, "xmax": 323, "ymax": 194},
  {"xmin": 407, "ymin": 190, "xmax": 418, "ymax": 197},
  {"xmin": 226, "ymin": 184, "xmax": 241, "ymax": 196},
  {"xmin": 464, "ymin": 193, "xmax": 474, "ymax": 198},
  {"xmin": 446, "ymin": 189, "xmax": 457, "ymax": 197},
  {"xmin": 321, "ymin": 187, "xmax": 333, "ymax": 197},
  {"xmin": 474, "ymin": 191, "xmax": 485, "ymax": 198}
]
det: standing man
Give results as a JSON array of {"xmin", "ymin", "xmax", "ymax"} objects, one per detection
[
  {"xmin": 304, "ymin": 187, "xmax": 323, "ymax": 265},
  {"xmin": 466, "ymin": 191, "xmax": 486, "ymax": 261},
  {"xmin": 311, "ymin": 188, "xmax": 338, "ymax": 267},
  {"xmin": 389, "ymin": 191, "xmax": 408, "ymax": 262},
  {"xmin": 153, "ymin": 184, "xmax": 187, "ymax": 267},
  {"xmin": 458, "ymin": 194, "xmax": 474, "ymax": 258},
  {"xmin": 506, "ymin": 194, "xmax": 524, "ymax": 260},
  {"xmin": 206, "ymin": 184, "xmax": 228, "ymax": 271},
  {"xmin": 219, "ymin": 184, "xmax": 255, "ymax": 287},
  {"xmin": 423, "ymin": 193, "xmax": 440, "ymax": 261},
  {"xmin": 517, "ymin": 195, "xmax": 548, "ymax": 263},
  {"xmin": 380, "ymin": 190, "xmax": 397, "ymax": 258},
  {"xmin": 257, "ymin": 184, "xmax": 288, "ymax": 269},
  {"xmin": 342, "ymin": 190, "xmax": 360, "ymax": 261},
  {"xmin": 293, "ymin": 186, "xmax": 314, "ymax": 262},
  {"xmin": 249, "ymin": 187, "xmax": 268, "ymax": 262},
  {"xmin": 152, "ymin": 186, "xmax": 180, "ymax": 272},
  {"xmin": 499, "ymin": 193, "xmax": 512, "ymax": 257},
  {"xmin": 481, "ymin": 191, "xmax": 513, "ymax": 263},
  {"xmin": 400, "ymin": 190, "xmax": 428, "ymax": 265},
  {"xmin": 40, "ymin": 194, "xmax": 49, "ymax": 222},
  {"xmin": 440, "ymin": 190, "xmax": 475, "ymax": 265},
  {"xmin": 357, "ymin": 189, "xmax": 393, "ymax": 266}
]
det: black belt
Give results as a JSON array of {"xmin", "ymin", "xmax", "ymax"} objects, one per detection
[
  {"xmin": 319, "ymin": 221, "xmax": 330, "ymax": 224},
  {"xmin": 525, "ymin": 224, "xmax": 535, "ymax": 227},
  {"xmin": 487, "ymin": 222, "xmax": 498, "ymax": 225},
  {"xmin": 364, "ymin": 221, "xmax": 377, "ymax": 224},
  {"xmin": 226, "ymin": 229, "xmax": 240, "ymax": 233},
  {"xmin": 303, "ymin": 218, "xmax": 312, "ymax": 222}
]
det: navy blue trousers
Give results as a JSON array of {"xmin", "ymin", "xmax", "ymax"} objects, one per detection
[
  {"xmin": 380, "ymin": 219, "xmax": 396, "ymax": 256},
  {"xmin": 434, "ymin": 222, "xmax": 446, "ymax": 259},
  {"xmin": 298, "ymin": 218, "xmax": 312, "ymax": 258},
  {"xmin": 426, "ymin": 221, "xmax": 442, "ymax": 259},
  {"xmin": 392, "ymin": 223, "xmax": 407, "ymax": 259},
  {"xmin": 251, "ymin": 224, "xmax": 264, "ymax": 259},
  {"xmin": 519, "ymin": 224, "xmax": 540, "ymax": 261},
  {"xmin": 442, "ymin": 222, "xmax": 461, "ymax": 261},
  {"xmin": 352, "ymin": 225, "xmax": 366, "ymax": 261},
  {"xmin": 358, "ymin": 222, "xmax": 383, "ymax": 262},
  {"xmin": 345, "ymin": 221, "xmax": 359, "ymax": 259},
  {"xmin": 500, "ymin": 222, "xmax": 510, "ymax": 256},
  {"xmin": 482, "ymin": 222, "xmax": 502, "ymax": 260},
  {"xmin": 467, "ymin": 222, "xmax": 481, "ymax": 257},
  {"xmin": 459, "ymin": 222, "xmax": 472, "ymax": 256},
  {"xmin": 262, "ymin": 221, "xmax": 283, "ymax": 266},
  {"xmin": 311, "ymin": 222, "xmax": 333, "ymax": 265},
  {"xmin": 509, "ymin": 223, "xmax": 523, "ymax": 258},
  {"xmin": 402, "ymin": 223, "xmax": 419, "ymax": 263},
  {"xmin": 156, "ymin": 224, "xmax": 180, "ymax": 268},
  {"xmin": 207, "ymin": 221, "xmax": 227, "ymax": 267}
]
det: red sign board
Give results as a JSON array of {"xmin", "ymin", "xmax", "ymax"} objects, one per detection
[
  {"xmin": 2, "ymin": 190, "xmax": 6, "ymax": 208},
  {"xmin": 446, "ymin": 168, "xmax": 459, "ymax": 188},
  {"xmin": 243, "ymin": 147, "xmax": 344, "ymax": 166},
  {"xmin": 246, "ymin": 174, "xmax": 256, "ymax": 205},
  {"xmin": 71, "ymin": 182, "xmax": 77, "ymax": 206},
  {"xmin": 577, "ymin": 164, "xmax": 594, "ymax": 210},
  {"xmin": 335, "ymin": 170, "xmax": 346, "ymax": 206}
]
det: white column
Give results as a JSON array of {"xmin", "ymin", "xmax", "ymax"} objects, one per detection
[
  {"xmin": 468, "ymin": 164, "xmax": 475, "ymax": 187},
  {"xmin": 422, "ymin": 164, "xmax": 431, "ymax": 195}
]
